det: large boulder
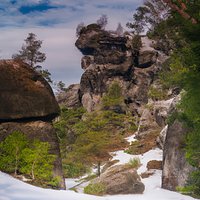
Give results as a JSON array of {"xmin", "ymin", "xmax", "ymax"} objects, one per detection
[
  {"xmin": 0, "ymin": 60, "xmax": 59, "ymax": 120},
  {"xmin": 162, "ymin": 120, "xmax": 194, "ymax": 191},
  {"xmin": 0, "ymin": 59, "xmax": 65, "ymax": 189},
  {"xmin": 92, "ymin": 164, "xmax": 145, "ymax": 195},
  {"xmin": 138, "ymin": 50, "xmax": 158, "ymax": 68}
]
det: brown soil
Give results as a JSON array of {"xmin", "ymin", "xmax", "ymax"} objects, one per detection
[
  {"xmin": 125, "ymin": 131, "xmax": 160, "ymax": 155},
  {"xmin": 147, "ymin": 160, "xmax": 162, "ymax": 170}
]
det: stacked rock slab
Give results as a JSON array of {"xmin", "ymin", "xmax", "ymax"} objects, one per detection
[
  {"xmin": 0, "ymin": 60, "xmax": 65, "ymax": 189},
  {"xmin": 75, "ymin": 24, "xmax": 159, "ymax": 113}
]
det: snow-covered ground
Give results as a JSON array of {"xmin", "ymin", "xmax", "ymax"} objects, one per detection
[
  {"xmin": 0, "ymin": 170, "xmax": 196, "ymax": 200},
  {"xmin": 0, "ymin": 132, "xmax": 197, "ymax": 200}
]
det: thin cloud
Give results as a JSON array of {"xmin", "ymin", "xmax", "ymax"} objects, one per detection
[{"xmin": 0, "ymin": 0, "xmax": 141, "ymax": 86}]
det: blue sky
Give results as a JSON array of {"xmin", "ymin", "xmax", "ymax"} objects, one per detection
[{"xmin": 0, "ymin": 0, "xmax": 142, "ymax": 86}]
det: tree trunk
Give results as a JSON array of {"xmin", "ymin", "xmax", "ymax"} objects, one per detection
[
  {"xmin": 31, "ymin": 161, "xmax": 36, "ymax": 180},
  {"xmin": 14, "ymin": 149, "xmax": 19, "ymax": 176},
  {"xmin": 97, "ymin": 162, "xmax": 101, "ymax": 177}
]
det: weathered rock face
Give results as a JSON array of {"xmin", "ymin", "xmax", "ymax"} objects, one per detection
[
  {"xmin": 136, "ymin": 98, "xmax": 174, "ymax": 139},
  {"xmin": 75, "ymin": 25, "xmax": 159, "ymax": 113},
  {"xmin": 0, "ymin": 60, "xmax": 59, "ymax": 120},
  {"xmin": 56, "ymin": 84, "xmax": 81, "ymax": 108},
  {"xmin": 93, "ymin": 164, "xmax": 145, "ymax": 195},
  {"xmin": 162, "ymin": 120, "xmax": 194, "ymax": 191},
  {"xmin": 0, "ymin": 60, "xmax": 65, "ymax": 189}
]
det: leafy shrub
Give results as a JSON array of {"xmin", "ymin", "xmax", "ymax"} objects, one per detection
[
  {"xmin": 48, "ymin": 176, "xmax": 61, "ymax": 188},
  {"xmin": 62, "ymin": 162, "xmax": 89, "ymax": 178},
  {"xmin": 102, "ymin": 82, "xmax": 124, "ymax": 108},
  {"xmin": 148, "ymin": 86, "xmax": 167, "ymax": 101},
  {"xmin": 84, "ymin": 183, "xmax": 106, "ymax": 196},
  {"xmin": 0, "ymin": 131, "xmax": 57, "ymax": 187}
]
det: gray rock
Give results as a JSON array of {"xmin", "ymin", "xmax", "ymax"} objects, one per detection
[
  {"xmin": 162, "ymin": 120, "xmax": 194, "ymax": 191},
  {"xmin": 81, "ymin": 56, "xmax": 94, "ymax": 70},
  {"xmin": 57, "ymin": 84, "xmax": 81, "ymax": 108},
  {"xmin": 157, "ymin": 125, "xmax": 168, "ymax": 149},
  {"xmin": 75, "ymin": 24, "xmax": 162, "ymax": 113},
  {"xmin": 138, "ymin": 50, "xmax": 158, "ymax": 68},
  {"xmin": 92, "ymin": 164, "xmax": 145, "ymax": 195}
]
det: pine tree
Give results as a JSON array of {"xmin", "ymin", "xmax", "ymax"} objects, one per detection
[
  {"xmin": 21, "ymin": 140, "xmax": 55, "ymax": 181},
  {"xmin": 0, "ymin": 131, "xmax": 28, "ymax": 175},
  {"xmin": 13, "ymin": 33, "xmax": 52, "ymax": 83},
  {"xmin": 13, "ymin": 33, "xmax": 46, "ymax": 69}
]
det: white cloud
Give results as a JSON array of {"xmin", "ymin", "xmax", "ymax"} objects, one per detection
[{"xmin": 0, "ymin": 0, "xmax": 142, "ymax": 87}]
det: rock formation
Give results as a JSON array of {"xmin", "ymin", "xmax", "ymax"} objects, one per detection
[
  {"xmin": 73, "ymin": 24, "xmax": 159, "ymax": 113},
  {"xmin": 92, "ymin": 164, "xmax": 145, "ymax": 195},
  {"xmin": 162, "ymin": 120, "xmax": 194, "ymax": 191},
  {"xmin": 60, "ymin": 23, "xmax": 193, "ymax": 192},
  {"xmin": 56, "ymin": 84, "xmax": 81, "ymax": 108},
  {"xmin": 0, "ymin": 60, "xmax": 65, "ymax": 189}
]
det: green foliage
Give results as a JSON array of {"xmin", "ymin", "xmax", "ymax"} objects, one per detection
[
  {"xmin": 20, "ymin": 140, "xmax": 55, "ymax": 181},
  {"xmin": 12, "ymin": 33, "xmax": 46, "ymax": 68},
  {"xmin": 148, "ymin": 85, "xmax": 167, "ymax": 101},
  {"xmin": 62, "ymin": 162, "xmax": 89, "ymax": 178},
  {"xmin": 84, "ymin": 183, "xmax": 106, "ymax": 196},
  {"xmin": 0, "ymin": 131, "xmax": 28, "ymax": 174},
  {"xmin": 53, "ymin": 107, "xmax": 86, "ymax": 154},
  {"xmin": 55, "ymin": 83, "xmax": 136, "ymax": 178},
  {"xmin": 57, "ymin": 108, "xmax": 136, "ymax": 178},
  {"xmin": 12, "ymin": 32, "xmax": 53, "ymax": 83},
  {"xmin": 48, "ymin": 176, "xmax": 62, "ymax": 188},
  {"xmin": 128, "ymin": 157, "xmax": 141, "ymax": 169},
  {"xmin": 155, "ymin": 6, "xmax": 200, "ymax": 197},
  {"xmin": 129, "ymin": 0, "xmax": 200, "ymax": 196},
  {"xmin": 0, "ymin": 131, "xmax": 57, "ymax": 187},
  {"xmin": 102, "ymin": 82, "xmax": 124, "ymax": 108},
  {"xmin": 177, "ymin": 171, "xmax": 200, "ymax": 198}
]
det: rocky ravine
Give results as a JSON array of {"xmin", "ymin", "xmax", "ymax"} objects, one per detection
[
  {"xmin": 59, "ymin": 24, "xmax": 193, "ymax": 192},
  {"xmin": 0, "ymin": 60, "xmax": 65, "ymax": 189}
]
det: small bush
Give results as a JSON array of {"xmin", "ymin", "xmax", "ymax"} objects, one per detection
[
  {"xmin": 84, "ymin": 182, "xmax": 106, "ymax": 196},
  {"xmin": 63, "ymin": 162, "xmax": 89, "ymax": 178},
  {"xmin": 128, "ymin": 157, "xmax": 141, "ymax": 169},
  {"xmin": 48, "ymin": 176, "xmax": 61, "ymax": 188},
  {"xmin": 148, "ymin": 86, "xmax": 167, "ymax": 101}
]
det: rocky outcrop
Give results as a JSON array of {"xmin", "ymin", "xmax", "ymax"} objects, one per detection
[
  {"xmin": 56, "ymin": 84, "xmax": 81, "ymax": 108},
  {"xmin": 0, "ymin": 60, "xmax": 59, "ymax": 120},
  {"xmin": 74, "ymin": 25, "xmax": 160, "ymax": 113},
  {"xmin": 92, "ymin": 164, "xmax": 145, "ymax": 195},
  {"xmin": 162, "ymin": 120, "xmax": 194, "ymax": 191},
  {"xmin": 0, "ymin": 60, "xmax": 65, "ymax": 189}
]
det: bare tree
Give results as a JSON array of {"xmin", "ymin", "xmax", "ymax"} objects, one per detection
[{"xmin": 97, "ymin": 14, "xmax": 108, "ymax": 29}]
